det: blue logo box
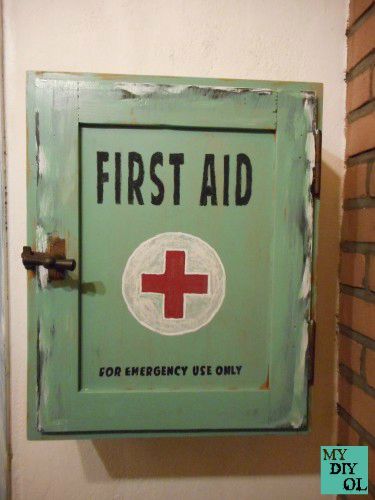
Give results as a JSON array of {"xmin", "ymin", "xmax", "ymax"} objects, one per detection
[{"xmin": 321, "ymin": 446, "xmax": 368, "ymax": 495}]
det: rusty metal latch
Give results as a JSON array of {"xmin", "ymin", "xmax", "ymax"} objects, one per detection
[
  {"xmin": 21, "ymin": 246, "xmax": 76, "ymax": 272},
  {"xmin": 312, "ymin": 129, "xmax": 322, "ymax": 198}
]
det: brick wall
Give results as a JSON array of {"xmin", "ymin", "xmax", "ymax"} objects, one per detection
[{"xmin": 338, "ymin": 1, "xmax": 375, "ymax": 497}]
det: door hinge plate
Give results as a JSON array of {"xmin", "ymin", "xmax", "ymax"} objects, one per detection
[
  {"xmin": 307, "ymin": 319, "xmax": 316, "ymax": 385},
  {"xmin": 312, "ymin": 129, "xmax": 322, "ymax": 198}
]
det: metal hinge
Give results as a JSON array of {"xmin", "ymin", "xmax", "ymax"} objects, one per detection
[
  {"xmin": 312, "ymin": 129, "xmax": 322, "ymax": 198},
  {"xmin": 307, "ymin": 320, "xmax": 316, "ymax": 385}
]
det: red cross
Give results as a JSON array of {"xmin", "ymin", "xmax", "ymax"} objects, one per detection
[{"xmin": 141, "ymin": 250, "xmax": 208, "ymax": 319}]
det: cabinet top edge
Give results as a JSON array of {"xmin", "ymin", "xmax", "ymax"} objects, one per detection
[{"xmin": 26, "ymin": 70, "xmax": 323, "ymax": 95}]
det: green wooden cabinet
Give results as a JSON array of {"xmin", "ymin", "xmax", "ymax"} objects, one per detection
[{"xmin": 26, "ymin": 72, "xmax": 321, "ymax": 439}]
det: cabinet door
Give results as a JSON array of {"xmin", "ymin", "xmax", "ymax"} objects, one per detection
[{"xmin": 26, "ymin": 73, "xmax": 321, "ymax": 438}]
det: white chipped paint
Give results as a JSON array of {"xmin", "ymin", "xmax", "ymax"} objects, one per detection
[
  {"xmin": 300, "ymin": 252, "xmax": 312, "ymax": 301},
  {"xmin": 35, "ymin": 225, "xmax": 48, "ymax": 289},
  {"xmin": 38, "ymin": 146, "xmax": 48, "ymax": 176},
  {"xmin": 122, "ymin": 232, "xmax": 225, "ymax": 336},
  {"xmin": 290, "ymin": 95, "xmax": 317, "ymax": 428},
  {"xmin": 114, "ymin": 82, "xmax": 272, "ymax": 97},
  {"xmin": 36, "ymin": 78, "xmax": 78, "ymax": 91},
  {"xmin": 37, "ymin": 146, "xmax": 56, "ymax": 218},
  {"xmin": 38, "ymin": 77, "xmax": 273, "ymax": 97},
  {"xmin": 299, "ymin": 96, "xmax": 316, "ymax": 301},
  {"xmin": 35, "ymin": 224, "xmax": 48, "ymax": 252},
  {"xmin": 115, "ymin": 82, "xmax": 167, "ymax": 96},
  {"xmin": 300, "ymin": 186, "xmax": 313, "ymax": 298},
  {"xmin": 39, "ymin": 190, "xmax": 53, "ymax": 220}
]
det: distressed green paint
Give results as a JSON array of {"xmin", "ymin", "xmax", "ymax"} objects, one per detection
[{"xmin": 26, "ymin": 72, "xmax": 322, "ymax": 439}]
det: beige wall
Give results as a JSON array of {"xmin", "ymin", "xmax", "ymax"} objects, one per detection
[{"xmin": 4, "ymin": 1, "xmax": 347, "ymax": 498}]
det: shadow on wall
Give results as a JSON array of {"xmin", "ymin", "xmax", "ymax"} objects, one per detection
[{"xmin": 76, "ymin": 150, "xmax": 341, "ymax": 479}]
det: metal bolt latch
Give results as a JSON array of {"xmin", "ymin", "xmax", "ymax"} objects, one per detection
[{"xmin": 21, "ymin": 246, "xmax": 76, "ymax": 272}]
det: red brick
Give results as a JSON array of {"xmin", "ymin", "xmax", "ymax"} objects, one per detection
[
  {"xmin": 339, "ymin": 334, "xmax": 363, "ymax": 373},
  {"xmin": 339, "ymin": 375, "xmax": 375, "ymax": 435},
  {"xmin": 349, "ymin": 0, "xmax": 373, "ymax": 26},
  {"xmin": 365, "ymin": 347, "xmax": 375, "ymax": 387},
  {"xmin": 342, "ymin": 5, "xmax": 375, "ymax": 494},
  {"xmin": 369, "ymin": 255, "xmax": 375, "ymax": 291},
  {"xmin": 341, "ymin": 208, "xmax": 375, "ymax": 242},
  {"xmin": 338, "ymin": 417, "xmax": 360, "ymax": 445},
  {"xmin": 348, "ymin": 13, "xmax": 375, "ymax": 70},
  {"xmin": 347, "ymin": 70, "xmax": 372, "ymax": 112},
  {"xmin": 340, "ymin": 293, "xmax": 375, "ymax": 340},
  {"xmin": 346, "ymin": 112, "xmax": 375, "ymax": 157},
  {"xmin": 340, "ymin": 252, "xmax": 366, "ymax": 287},
  {"xmin": 344, "ymin": 164, "xmax": 368, "ymax": 198},
  {"xmin": 370, "ymin": 165, "xmax": 375, "ymax": 197}
]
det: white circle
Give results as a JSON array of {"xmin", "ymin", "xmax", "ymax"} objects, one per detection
[{"xmin": 122, "ymin": 232, "xmax": 226, "ymax": 336}]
